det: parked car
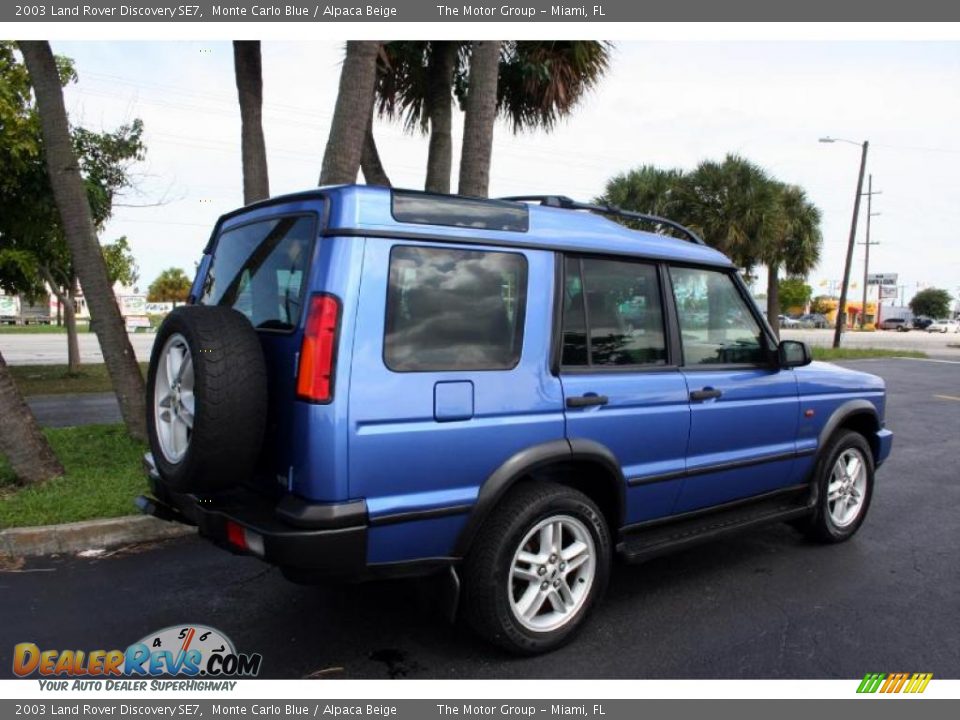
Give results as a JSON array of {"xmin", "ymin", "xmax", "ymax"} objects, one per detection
[
  {"xmin": 927, "ymin": 318, "xmax": 960, "ymax": 333},
  {"xmin": 778, "ymin": 314, "xmax": 801, "ymax": 328},
  {"xmin": 878, "ymin": 317, "xmax": 909, "ymax": 331},
  {"xmin": 799, "ymin": 313, "xmax": 829, "ymax": 329},
  {"xmin": 139, "ymin": 187, "xmax": 893, "ymax": 654},
  {"xmin": 912, "ymin": 316, "xmax": 934, "ymax": 330}
]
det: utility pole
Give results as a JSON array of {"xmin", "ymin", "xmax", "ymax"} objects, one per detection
[
  {"xmin": 859, "ymin": 175, "xmax": 882, "ymax": 328},
  {"xmin": 830, "ymin": 140, "xmax": 869, "ymax": 348}
]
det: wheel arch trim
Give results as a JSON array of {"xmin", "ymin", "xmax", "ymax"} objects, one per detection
[
  {"xmin": 813, "ymin": 400, "xmax": 883, "ymax": 480},
  {"xmin": 817, "ymin": 399, "xmax": 880, "ymax": 449},
  {"xmin": 452, "ymin": 438, "xmax": 626, "ymax": 557}
]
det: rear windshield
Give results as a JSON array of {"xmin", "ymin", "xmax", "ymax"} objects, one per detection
[{"xmin": 200, "ymin": 214, "xmax": 316, "ymax": 332}]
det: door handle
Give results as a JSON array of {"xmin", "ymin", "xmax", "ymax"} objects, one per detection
[
  {"xmin": 690, "ymin": 388, "xmax": 722, "ymax": 401},
  {"xmin": 566, "ymin": 394, "xmax": 609, "ymax": 408}
]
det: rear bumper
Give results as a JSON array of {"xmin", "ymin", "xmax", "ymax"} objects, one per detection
[
  {"xmin": 875, "ymin": 428, "xmax": 894, "ymax": 468},
  {"xmin": 139, "ymin": 455, "xmax": 367, "ymax": 578}
]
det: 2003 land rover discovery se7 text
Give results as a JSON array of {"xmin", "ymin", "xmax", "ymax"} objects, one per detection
[{"xmin": 139, "ymin": 186, "xmax": 893, "ymax": 654}]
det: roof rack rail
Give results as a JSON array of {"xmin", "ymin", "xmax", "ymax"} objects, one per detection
[{"xmin": 501, "ymin": 195, "xmax": 705, "ymax": 246}]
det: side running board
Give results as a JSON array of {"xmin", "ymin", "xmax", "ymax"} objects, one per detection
[{"xmin": 617, "ymin": 489, "xmax": 814, "ymax": 564}]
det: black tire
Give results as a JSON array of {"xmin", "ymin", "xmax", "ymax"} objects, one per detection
[
  {"xmin": 795, "ymin": 430, "xmax": 875, "ymax": 543},
  {"xmin": 146, "ymin": 306, "xmax": 267, "ymax": 493},
  {"xmin": 462, "ymin": 482, "xmax": 611, "ymax": 655}
]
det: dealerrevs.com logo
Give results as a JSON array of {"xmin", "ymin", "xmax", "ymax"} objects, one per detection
[{"xmin": 13, "ymin": 624, "xmax": 262, "ymax": 689}]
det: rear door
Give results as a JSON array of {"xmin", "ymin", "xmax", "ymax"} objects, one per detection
[
  {"xmin": 668, "ymin": 265, "xmax": 801, "ymax": 512},
  {"xmin": 559, "ymin": 256, "xmax": 691, "ymax": 524},
  {"xmin": 198, "ymin": 212, "xmax": 318, "ymax": 491}
]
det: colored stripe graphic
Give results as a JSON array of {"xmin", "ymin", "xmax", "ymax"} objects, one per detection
[
  {"xmin": 857, "ymin": 672, "xmax": 932, "ymax": 694},
  {"xmin": 857, "ymin": 673, "xmax": 885, "ymax": 693}
]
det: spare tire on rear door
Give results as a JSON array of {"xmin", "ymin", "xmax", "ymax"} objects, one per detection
[{"xmin": 147, "ymin": 305, "xmax": 268, "ymax": 493}]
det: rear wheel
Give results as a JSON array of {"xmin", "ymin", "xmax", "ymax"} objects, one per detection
[
  {"xmin": 147, "ymin": 306, "xmax": 267, "ymax": 493},
  {"xmin": 462, "ymin": 482, "xmax": 611, "ymax": 654}
]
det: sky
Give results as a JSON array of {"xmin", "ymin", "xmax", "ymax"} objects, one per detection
[{"xmin": 54, "ymin": 40, "xmax": 960, "ymax": 310}]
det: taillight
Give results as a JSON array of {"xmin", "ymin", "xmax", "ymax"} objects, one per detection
[
  {"xmin": 296, "ymin": 294, "xmax": 340, "ymax": 403},
  {"xmin": 225, "ymin": 520, "xmax": 264, "ymax": 557}
]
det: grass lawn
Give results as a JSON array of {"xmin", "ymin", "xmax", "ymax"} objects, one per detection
[
  {"xmin": 811, "ymin": 347, "xmax": 927, "ymax": 361},
  {"xmin": 9, "ymin": 362, "xmax": 150, "ymax": 396},
  {"xmin": 0, "ymin": 424, "xmax": 146, "ymax": 529},
  {"xmin": 0, "ymin": 323, "xmax": 90, "ymax": 334}
]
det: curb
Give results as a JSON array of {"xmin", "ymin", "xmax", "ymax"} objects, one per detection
[{"xmin": 0, "ymin": 515, "xmax": 193, "ymax": 558}]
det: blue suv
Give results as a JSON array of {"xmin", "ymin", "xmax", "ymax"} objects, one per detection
[{"xmin": 139, "ymin": 186, "xmax": 893, "ymax": 654}]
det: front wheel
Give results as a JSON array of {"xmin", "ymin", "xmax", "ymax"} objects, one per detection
[
  {"xmin": 462, "ymin": 482, "xmax": 611, "ymax": 654},
  {"xmin": 796, "ymin": 430, "xmax": 874, "ymax": 543}
]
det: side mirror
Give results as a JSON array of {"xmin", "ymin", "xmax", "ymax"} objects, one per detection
[{"xmin": 779, "ymin": 340, "xmax": 812, "ymax": 368}]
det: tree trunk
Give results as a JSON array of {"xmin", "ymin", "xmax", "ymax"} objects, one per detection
[
  {"xmin": 64, "ymin": 283, "xmax": 81, "ymax": 375},
  {"xmin": 19, "ymin": 41, "xmax": 147, "ymax": 441},
  {"xmin": 360, "ymin": 102, "xmax": 391, "ymax": 187},
  {"xmin": 424, "ymin": 41, "xmax": 457, "ymax": 194},
  {"xmin": 0, "ymin": 350, "xmax": 64, "ymax": 485},
  {"xmin": 319, "ymin": 42, "xmax": 382, "ymax": 186},
  {"xmin": 767, "ymin": 264, "xmax": 781, "ymax": 338},
  {"xmin": 233, "ymin": 41, "xmax": 270, "ymax": 204},
  {"xmin": 42, "ymin": 265, "xmax": 82, "ymax": 375},
  {"xmin": 458, "ymin": 41, "xmax": 501, "ymax": 198}
]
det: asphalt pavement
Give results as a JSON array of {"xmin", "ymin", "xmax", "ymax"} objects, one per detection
[
  {"xmin": 26, "ymin": 392, "xmax": 121, "ymax": 427},
  {"xmin": 2, "ymin": 359, "xmax": 958, "ymax": 679}
]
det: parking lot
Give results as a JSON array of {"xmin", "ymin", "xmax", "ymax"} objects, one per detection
[
  {"xmin": 1, "ymin": 358, "xmax": 957, "ymax": 679},
  {"xmin": 780, "ymin": 327, "xmax": 960, "ymax": 359},
  {"xmin": 0, "ymin": 332, "xmax": 157, "ymax": 365}
]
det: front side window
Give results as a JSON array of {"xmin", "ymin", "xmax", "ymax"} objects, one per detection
[
  {"xmin": 669, "ymin": 266, "xmax": 769, "ymax": 365},
  {"xmin": 384, "ymin": 246, "xmax": 527, "ymax": 371},
  {"xmin": 561, "ymin": 256, "xmax": 667, "ymax": 368},
  {"xmin": 201, "ymin": 215, "xmax": 315, "ymax": 331}
]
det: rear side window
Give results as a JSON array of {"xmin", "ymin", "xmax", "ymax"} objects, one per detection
[
  {"xmin": 200, "ymin": 215, "xmax": 315, "ymax": 332},
  {"xmin": 562, "ymin": 256, "xmax": 667, "ymax": 367},
  {"xmin": 384, "ymin": 246, "xmax": 527, "ymax": 371}
]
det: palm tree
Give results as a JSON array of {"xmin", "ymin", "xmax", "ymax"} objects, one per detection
[
  {"xmin": 0, "ymin": 351, "xmax": 63, "ymax": 484},
  {"xmin": 763, "ymin": 185, "xmax": 822, "ymax": 335},
  {"xmin": 597, "ymin": 165, "xmax": 688, "ymax": 232},
  {"xmin": 683, "ymin": 155, "xmax": 781, "ymax": 271},
  {"xmin": 233, "ymin": 41, "xmax": 269, "ymax": 204},
  {"xmin": 19, "ymin": 41, "xmax": 147, "ymax": 441},
  {"xmin": 373, "ymin": 41, "xmax": 461, "ymax": 192},
  {"xmin": 496, "ymin": 41, "xmax": 612, "ymax": 132},
  {"xmin": 373, "ymin": 41, "xmax": 613, "ymax": 194},
  {"xmin": 458, "ymin": 41, "xmax": 501, "ymax": 197},
  {"xmin": 319, "ymin": 41, "xmax": 382, "ymax": 185},
  {"xmin": 360, "ymin": 95, "xmax": 391, "ymax": 187}
]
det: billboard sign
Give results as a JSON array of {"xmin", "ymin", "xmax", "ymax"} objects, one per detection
[
  {"xmin": 867, "ymin": 273, "xmax": 898, "ymax": 286},
  {"xmin": 0, "ymin": 295, "xmax": 19, "ymax": 317}
]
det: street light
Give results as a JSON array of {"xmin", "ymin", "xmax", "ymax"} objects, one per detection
[{"xmin": 819, "ymin": 136, "xmax": 869, "ymax": 348}]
